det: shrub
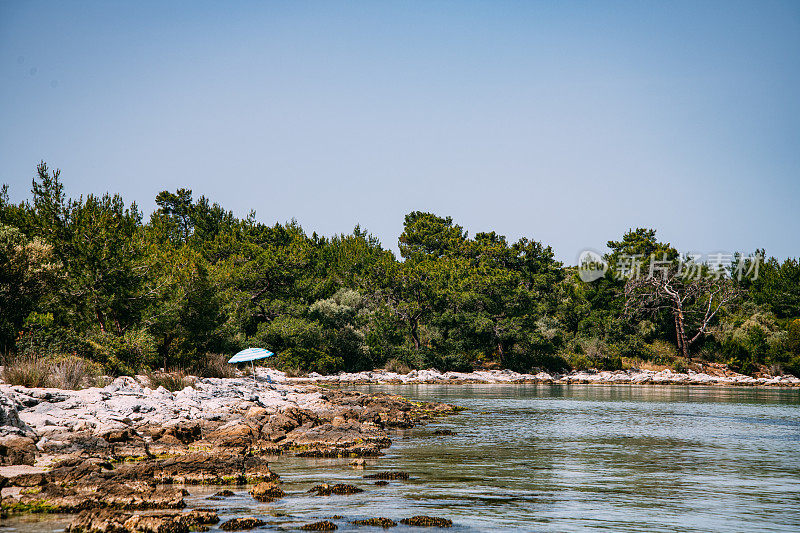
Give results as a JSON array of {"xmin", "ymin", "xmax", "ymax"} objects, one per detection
[
  {"xmin": 48, "ymin": 354, "xmax": 103, "ymax": 389},
  {"xmin": 1, "ymin": 354, "xmax": 101, "ymax": 389},
  {"xmin": 194, "ymin": 352, "xmax": 238, "ymax": 379},
  {"xmin": 422, "ymin": 350, "xmax": 473, "ymax": 373},
  {"xmin": 1, "ymin": 354, "xmax": 49, "ymax": 387},
  {"xmin": 647, "ymin": 339, "xmax": 678, "ymax": 366},
  {"xmin": 566, "ymin": 338, "xmax": 622, "ymax": 371},
  {"xmin": 83, "ymin": 327, "xmax": 157, "ymax": 375},
  {"xmin": 147, "ymin": 369, "xmax": 193, "ymax": 391},
  {"xmin": 788, "ymin": 319, "xmax": 800, "ymax": 356},
  {"xmin": 384, "ymin": 358, "xmax": 411, "ymax": 374}
]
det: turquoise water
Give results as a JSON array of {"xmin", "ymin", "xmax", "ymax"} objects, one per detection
[{"xmin": 3, "ymin": 384, "xmax": 799, "ymax": 532}]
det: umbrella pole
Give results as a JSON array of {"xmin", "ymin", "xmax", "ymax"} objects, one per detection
[{"xmin": 251, "ymin": 359, "xmax": 256, "ymax": 388}]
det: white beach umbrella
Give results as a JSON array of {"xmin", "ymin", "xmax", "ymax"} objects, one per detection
[{"xmin": 228, "ymin": 347, "xmax": 274, "ymax": 384}]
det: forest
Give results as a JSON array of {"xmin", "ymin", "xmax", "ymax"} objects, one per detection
[{"xmin": 1, "ymin": 163, "xmax": 799, "ymax": 380}]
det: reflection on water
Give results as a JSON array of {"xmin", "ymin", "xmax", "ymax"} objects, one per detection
[{"xmin": 2, "ymin": 385, "xmax": 798, "ymax": 532}]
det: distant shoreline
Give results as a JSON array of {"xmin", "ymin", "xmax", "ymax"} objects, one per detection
[{"xmin": 284, "ymin": 368, "xmax": 800, "ymax": 388}]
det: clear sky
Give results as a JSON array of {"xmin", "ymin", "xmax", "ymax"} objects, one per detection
[{"xmin": 1, "ymin": 1, "xmax": 798, "ymax": 263}]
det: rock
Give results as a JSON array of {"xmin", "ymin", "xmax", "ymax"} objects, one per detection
[
  {"xmin": 0, "ymin": 435, "xmax": 37, "ymax": 465},
  {"xmin": 65, "ymin": 508, "xmax": 190, "ymax": 533},
  {"xmin": 364, "ymin": 471, "xmax": 410, "ymax": 480},
  {"xmin": 432, "ymin": 429, "xmax": 455, "ymax": 436},
  {"xmin": 0, "ymin": 474, "xmax": 6, "ymax": 515},
  {"xmin": 349, "ymin": 458, "xmax": 366, "ymax": 468},
  {"xmin": 244, "ymin": 406, "xmax": 268, "ymax": 419},
  {"xmin": 307, "ymin": 483, "xmax": 363, "ymax": 496},
  {"xmin": 219, "ymin": 517, "xmax": 266, "ymax": 531},
  {"xmin": 102, "ymin": 428, "xmax": 140, "ymax": 443},
  {"xmin": 213, "ymin": 489, "xmax": 235, "ymax": 497},
  {"xmin": 154, "ymin": 422, "xmax": 202, "ymax": 445},
  {"xmin": 205, "ymin": 421, "xmax": 259, "ymax": 447},
  {"xmin": 399, "ymin": 516, "xmax": 453, "ymax": 527},
  {"xmin": 283, "ymin": 420, "xmax": 389, "ymax": 450},
  {"xmin": 259, "ymin": 412, "xmax": 299, "ymax": 442},
  {"xmin": 182, "ymin": 508, "xmax": 220, "ymax": 527},
  {"xmin": 112, "ymin": 452, "xmax": 278, "ymax": 485},
  {"xmin": 0, "ymin": 389, "xmax": 34, "ymax": 437},
  {"xmin": 5, "ymin": 479, "xmax": 187, "ymax": 513},
  {"xmin": 300, "ymin": 520, "xmax": 338, "ymax": 530},
  {"xmin": 374, "ymin": 480, "xmax": 388, "ymax": 486},
  {"xmin": 249, "ymin": 481, "xmax": 285, "ymax": 502},
  {"xmin": 352, "ymin": 517, "xmax": 397, "ymax": 527}
]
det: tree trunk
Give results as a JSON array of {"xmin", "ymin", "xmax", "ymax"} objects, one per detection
[
  {"xmin": 409, "ymin": 318, "xmax": 420, "ymax": 351},
  {"xmin": 675, "ymin": 304, "xmax": 690, "ymax": 359},
  {"xmin": 674, "ymin": 312, "xmax": 684, "ymax": 357}
]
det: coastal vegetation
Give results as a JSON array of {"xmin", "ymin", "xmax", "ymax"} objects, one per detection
[{"xmin": 1, "ymin": 162, "xmax": 799, "ymax": 380}]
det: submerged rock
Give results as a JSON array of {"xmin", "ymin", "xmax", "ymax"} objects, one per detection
[
  {"xmin": 364, "ymin": 471, "xmax": 410, "ymax": 480},
  {"xmin": 399, "ymin": 515, "xmax": 453, "ymax": 527},
  {"xmin": 300, "ymin": 520, "xmax": 338, "ymax": 530},
  {"xmin": 64, "ymin": 508, "xmax": 216, "ymax": 533},
  {"xmin": 4, "ymin": 479, "xmax": 187, "ymax": 513},
  {"xmin": 111, "ymin": 452, "xmax": 278, "ymax": 485},
  {"xmin": 219, "ymin": 517, "xmax": 267, "ymax": 531},
  {"xmin": 352, "ymin": 517, "xmax": 397, "ymax": 527},
  {"xmin": 307, "ymin": 483, "xmax": 364, "ymax": 496},
  {"xmin": 249, "ymin": 481, "xmax": 285, "ymax": 501}
]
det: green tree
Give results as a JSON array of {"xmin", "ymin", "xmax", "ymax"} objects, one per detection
[{"xmin": 0, "ymin": 225, "xmax": 60, "ymax": 353}]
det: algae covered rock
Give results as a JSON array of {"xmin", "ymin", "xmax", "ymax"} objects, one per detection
[
  {"xmin": 399, "ymin": 515, "xmax": 453, "ymax": 527},
  {"xmin": 219, "ymin": 517, "xmax": 267, "ymax": 531},
  {"xmin": 65, "ymin": 508, "xmax": 190, "ymax": 533},
  {"xmin": 300, "ymin": 520, "xmax": 338, "ymax": 530},
  {"xmin": 352, "ymin": 517, "xmax": 397, "ymax": 527},
  {"xmin": 307, "ymin": 483, "xmax": 363, "ymax": 496},
  {"xmin": 249, "ymin": 481, "xmax": 285, "ymax": 502},
  {"xmin": 364, "ymin": 471, "xmax": 409, "ymax": 480}
]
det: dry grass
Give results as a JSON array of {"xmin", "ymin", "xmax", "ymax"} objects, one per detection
[
  {"xmin": 383, "ymin": 358, "xmax": 411, "ymax": 374},
  {"xmin": 146, "ymin": 368, "xmax": 194, "ymax": 391},
  {"xmin": 1, "ymin": 354, "xmax": 101, "ymax": 389},
  {"xmin": 621, "ymin": 358, "xmax": 670, "ymax": 372},
  {"xmin": 194, "ymin": 352, "xmax": 239, "ymax": 379},
  {"xmin": 2, "ymin": 354, "xmax": 50, "ymax": 387}
]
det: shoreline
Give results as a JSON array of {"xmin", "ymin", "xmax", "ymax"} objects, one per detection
[
  {"xmin": 286, "ymin": 367, "xmax": 800, "ymax": 387},
  {"xmin": 1, "ymin": 370, "xmax": 797, "ymax": 530},
  {"xmin": 0, "ymin": 375, "xmax": 459, "ymax": 530}
]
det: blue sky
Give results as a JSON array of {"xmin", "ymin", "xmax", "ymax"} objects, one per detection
[{"xmin": 1, "ymin": 1, "xmax": 798, "ymax": 262}]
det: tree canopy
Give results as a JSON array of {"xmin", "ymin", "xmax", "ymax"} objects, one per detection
[{"xmin": 1, "ymin": 163, "xmax": 798, "ymax": 377}]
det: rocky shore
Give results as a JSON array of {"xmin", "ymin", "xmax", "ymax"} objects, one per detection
[
  {"xmin": 0, "ymin": 374, "xmax": 459, "ymax": 529},
  {"xmin": 290, "ymin": 366, "xmax": 800, "ymax": 387}
]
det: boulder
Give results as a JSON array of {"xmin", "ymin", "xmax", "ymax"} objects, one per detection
[
  {"xmin": 249, "ymin": 481, "xmax": 285, "ymax": 502},
  {"xmin": 204, "ymin": 421, "xmax": 259, "ymax": 447},
  {"xmin": 0, "ymin": 435, "xmax": 37, "ymax": 465}
]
